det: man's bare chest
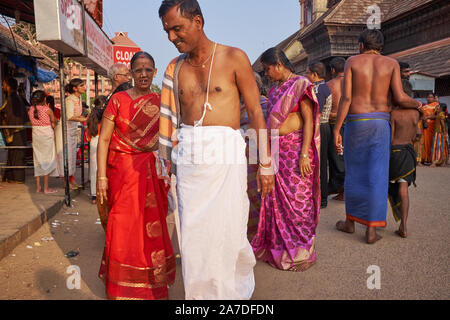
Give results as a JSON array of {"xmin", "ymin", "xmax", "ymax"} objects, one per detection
[{"xmin": 177, "ymin": 64, "xmax": 235, "ymax": 100}]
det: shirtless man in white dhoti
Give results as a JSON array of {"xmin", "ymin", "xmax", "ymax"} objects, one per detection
[{"xmin": 158, "ymin": 0, "xmax": 275, "ymax": 300}]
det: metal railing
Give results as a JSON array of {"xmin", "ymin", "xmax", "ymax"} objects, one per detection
[{"xmin": 0, "ymin": 124, "xmax": 90, "ymax": 190}]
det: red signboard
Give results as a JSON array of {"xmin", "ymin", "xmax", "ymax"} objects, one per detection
[{"xmin": 113, "ymin": 45, "xmax": 141, "ymax": 69}]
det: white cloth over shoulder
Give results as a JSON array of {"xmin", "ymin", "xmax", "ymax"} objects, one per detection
[
  {"xmin": 175, "ymin": 125, "xmax": 256, "ymax": 300},
  {"xmin": 32, "ymin": 126, "xmax": 57, "ymax": 177}
]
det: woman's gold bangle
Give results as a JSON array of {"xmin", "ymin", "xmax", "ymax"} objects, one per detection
[
  {"xmin": 97, "ymin": 177, "xmax": 108, "ymax": 181},
  {"xmin": 259, "ymin": 161, "xmax": 272, "ymax": 169}
]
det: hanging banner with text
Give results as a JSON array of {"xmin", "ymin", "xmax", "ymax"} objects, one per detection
[{"xmin": 34, "ymin": 0, "xmax": 113, "ymax": 76}]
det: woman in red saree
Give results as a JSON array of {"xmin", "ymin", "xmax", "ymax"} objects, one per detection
[
  {"xmin": 96, "ymin": 52, "xmax": 175, "ymax": 300},
  {"xmin": 421, "ymin": 93, "xmax": 438, "ymax": 164}
]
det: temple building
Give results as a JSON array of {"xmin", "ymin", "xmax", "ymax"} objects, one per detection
[{"xmin": 254, "ymin": 0, "xmax": 450, "ymax": 103}]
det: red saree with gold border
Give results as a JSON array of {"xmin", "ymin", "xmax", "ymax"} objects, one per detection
[{"xmin": 98, "ymin": 91, "xmax": 175, "ymax": 300}]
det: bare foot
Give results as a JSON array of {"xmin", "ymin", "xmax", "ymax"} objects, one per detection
[
  {"xmin": 417, "ymin": 163, "xmax": 424, "ymax": 167},
  {"xmin": 366, "ymin": 229, "xmax": 382, "ymax": 244},
  {"xmin": 336, "ymin": 220, "xmax": 355, "ymax": 234},
  {"xmin": 36, "ymin": 187, "xmax": 42, "ymax": 193},
  {"xmin": 92, "ymin": 199, "xmax": 97, "ymax": 204},
  {"xmin": 430, "ymin": 163, "xmax": 436, "ymax": 168},
  {"xmin": 44, "ymin": 188, "xmax": 58, "ymax": 194},
  {"xmin": 395, "ymin": 230, "xmax": 407, "ymax": 238}
]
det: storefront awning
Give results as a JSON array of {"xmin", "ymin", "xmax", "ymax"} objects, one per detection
[
  {"xmin": 6, "ymin": 53, "xmax": 58, "ymax": 83},
  {"xmin": 35, "ymin": 0, "xmax": 113, "ymax": 76}
]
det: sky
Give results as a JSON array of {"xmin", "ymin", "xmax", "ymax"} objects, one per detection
[{"xmin": 102, "ymin": 0, "xmax": 301, "ymax": 87}]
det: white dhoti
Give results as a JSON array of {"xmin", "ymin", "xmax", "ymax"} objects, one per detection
[
  {"xmin": 55, "ymin": 121, "xmax": 78, "ymax": 177},
  {"xmin": 67, "ymin": 123, "xmax": 78, "ymax": 177},
  {"xmin": 32, "ymin": 126, "xmax": 57, "ymax": 177},
  {"xmin": 89, "ymin": 135, "xmax": 99, "ymax": 197},
  {"xmin": 54, "ymin": 121, "xmax": 63, "ymax": 177},
  {"xmin": 175, "ymin": 125, "xmax": 256, "ymax": 300}
]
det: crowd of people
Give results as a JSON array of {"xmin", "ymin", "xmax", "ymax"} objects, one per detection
[
  {"xmin": 1, "ymin": 0, "xmax": 449, "ymax": 301},
  {"xmin": 92, "ymin": 0, "xmax": 450, "ymax": 301},
  {"xmin": 0, "ymin": 62, "xmax": 133, "ymax": 196}
]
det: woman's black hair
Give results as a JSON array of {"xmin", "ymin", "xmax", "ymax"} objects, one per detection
[
  {"xmin": 65, "ymin": 78, "xmax": 84, "ymax": 94},
  {"xmin": 31, "ymin": 90, "xmax": 47, "ymax": 120},
  {"xmin": 45, "ymin": 95, "xmax": 55, "ymax": 112},
  {"xmin": 93, "ymin": 95, "xmax": 108, "ymax": 109},
  {"xmin": 87, "ymin": 95, "xmax": 108, "ymax": 137},
  {"xmin": 130, "ymin": 51, "xmax": 155, "ymax": 70},
  {"xmin": 260, "ymin": 47, "xmax": 295, "ymax": 73}
]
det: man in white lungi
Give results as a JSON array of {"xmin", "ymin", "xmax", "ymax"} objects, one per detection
[{"xmin": 158, "ymin": 0, "xmax": 275, "ymax": 300}]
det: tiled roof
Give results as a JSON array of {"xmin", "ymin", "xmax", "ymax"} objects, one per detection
[
  {"xmin": 298, "ymin": 0, "xmax": 397, "ymax": 39},
  {"xmin": 253, "ymin": 30, "xmax": 301, "ymax": 71},
  {"xmin": 388, "ymin": 38, "xmax": 450, "ymax": 77},
  {"xmin": 384, "ymin": 0, "xmax": 435, "ymax": 22},
  {"xmin": 0, "ymin": 24, "xmax": 58, "ymax": 70},
  {"xmin": 111, "ymin": 32, "xmax": 139, "ymax": 48}
]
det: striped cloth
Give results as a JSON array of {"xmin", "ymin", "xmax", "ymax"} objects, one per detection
[{"xmin": 159, "ymin": 55, "xmax": 187, "ymax": 175}]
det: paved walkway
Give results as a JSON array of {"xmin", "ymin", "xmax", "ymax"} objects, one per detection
[
  {"xmin": 0, "ymin": 168, "xmax": 84, "ymax": 261},
  {"xmin": 0, "ymin": 166, "xmax": 448, "ymax": 299}
]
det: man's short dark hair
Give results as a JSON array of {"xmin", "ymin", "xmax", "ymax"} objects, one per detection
[
  {"xmin": 159, "ymin": 0, "xmax": 205, "ymax": 27},
  {"xmin": 6, "ymin": 77, "xmax": 18, "ymax": 91},
  {"xmin": 358, "ymin": 29, "xmax": 384, "ymax": 52},
  {"xmin": 398, "ymin": 61, "xmax": 410, "ymax": 70},
  {"xmin": 308, "ymin": 62, "xmax": 327, "ymax": 79},
  {"xmin": 330, "ymin": 57, "xmax": 345, "ymax": 73}
]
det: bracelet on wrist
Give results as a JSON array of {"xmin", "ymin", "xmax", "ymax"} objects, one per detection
[
  {"xmin": 259, "ymin": 161, "xmax": 272, "ymax": 169},
  {"xmin": 97, "ymin": 177, "xmax": 108, "ymax": 181},
  {"xmin": 259, "ymin": 156, "xmax": 273, "ymax": 169}
]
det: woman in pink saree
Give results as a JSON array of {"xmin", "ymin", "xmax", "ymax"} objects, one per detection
[{"xmin": 251, "ymin": 48, "xmax": 320, "ymax": 272}]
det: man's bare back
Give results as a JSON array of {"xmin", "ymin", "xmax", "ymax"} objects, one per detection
[
  {"xmin": 345, "ymin": 53, "xmax": 400, "ymax": 114},
  {"xmin": 178, "ymin": 44, "xmax": 253, "ymax": 130},
  {"xmin": 327, "ymin": 76, "xmax": 344, "ymax": 120},
  {"xmin": 391, "ymin": 108, "xmax": 420, "ymax": 145}
]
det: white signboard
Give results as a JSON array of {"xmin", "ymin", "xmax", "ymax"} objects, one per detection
[
  {"xmin": 410, "ymin": 73, "xmax": 435, "ymax": 92},
  {"xmin": 35, "ymin": 0, "xmax": 113, "ymax": 76}
]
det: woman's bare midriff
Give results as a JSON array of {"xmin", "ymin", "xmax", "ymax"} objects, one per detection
[{"xmin": 279, "ymin": 112, "xmax": 303, "ymax": 136}]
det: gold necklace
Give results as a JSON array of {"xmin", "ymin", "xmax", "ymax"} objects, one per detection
[
  {"xmin": 364, "ymin": 50, "xmax": 381, "ymax": 55},
  {"xmin": 279, "ymin": 72, "xmax": 294, "ymax": 87},
  {"xmin": 187, "ymin": 43, "xmax": 216, "ymax": 68}
]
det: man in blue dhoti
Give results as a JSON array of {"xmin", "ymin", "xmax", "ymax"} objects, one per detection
[{"xmin": 332, "ymin": 29, "xmax": 422, "ymax": 244}]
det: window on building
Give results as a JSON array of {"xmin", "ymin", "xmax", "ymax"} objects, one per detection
[
  {"xmin": 305, "ymin": 0, "xmax": 313, "ymax": 25},
  {"xmin": 300, "ymin": 3, "xmax": 303, "ymax": 27}
]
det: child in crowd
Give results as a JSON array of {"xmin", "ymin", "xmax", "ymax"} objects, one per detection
[
  {"xmin": 388, "ymin": 106, "xmax": 421, "ymax": 238},
  {"xmin": 28, "ymin": 91, "xmax": 58, "ymax": 194},
  {"xmin": 86, "ymin": 95, "xmax": 107, "ymax": 204}
]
